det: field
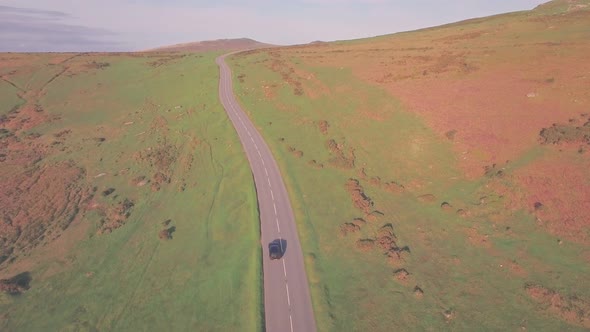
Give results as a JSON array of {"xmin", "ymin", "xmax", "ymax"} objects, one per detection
[
  {"xmin": 0, "ymin": 52, "xmax": 262, "ymax": 330},
  {"xmin": 228, "ymin": 1, "xmax": 590, "ymax": 331}
]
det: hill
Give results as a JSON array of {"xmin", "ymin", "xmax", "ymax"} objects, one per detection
[
  {"xmin": 0, "ymin": 52, "xmax": 261, "ymax": 330},
  {"xmin": 227, "ymin": 0, "xmax": 590, "ymax": 330},
  {"xmin": 147, "ymin": 38, "xmax": 275, "ymax": 52}
]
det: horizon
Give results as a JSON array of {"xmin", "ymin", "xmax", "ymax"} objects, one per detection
[{"xmin": 1, "ymin": 1, "xmax": 545, "ymax": 52}]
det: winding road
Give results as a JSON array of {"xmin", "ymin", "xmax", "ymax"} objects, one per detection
[{"xmin": 216, "ymin": 54, "xmax": 317, "ymax": 332}]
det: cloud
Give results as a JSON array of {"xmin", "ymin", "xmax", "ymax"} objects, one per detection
[
  {"xmin": 0, "ymin": 1, "xmax": 546, "ymax": 52},
  {"xmin": 0, "ymin": 5, "xmax": 123, "ymax": 52},
  {"xmin": 0, "ymin": 5, "xmax": 70, "ymax": 19}
]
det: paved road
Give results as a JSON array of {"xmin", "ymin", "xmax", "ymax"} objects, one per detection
[{"xmin": 216, "ymin": 54, "xmax": 317, "ymax": 332}]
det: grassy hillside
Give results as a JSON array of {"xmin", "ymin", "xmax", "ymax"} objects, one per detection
[
  {"xmin": 228, "ymin": 1, "xmax": 590, "ymax": 330},
  {"xmin": 147, "ymin": 38, "xmax": 274, "ymax": 53},
  {"xmin": 0, "ymin": 52, "xmax": 262, "ymax": 330}
]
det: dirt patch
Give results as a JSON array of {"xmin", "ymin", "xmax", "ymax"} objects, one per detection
[
  {"xmin": 456, "ymin": 209, "xmax": 469, "ymax": 217},
  {"xmin": 443, "ymin": 309, "xmax": 456, "ymax": 323},
  {"xmin": 131, "ymin": 175, "xmax": 148, "ymax": 187},
  {"xmin": 365, "ymin": 210, "xmax": 384, "ymax": 222},
  {"xmin": 326, "ymin": 139, "xmax": 355, "ymax": 169},
  {"xmin": 387, "ymin": 245, "xmax": 411, "ymax": 266},
  {"xmin": 505, "ymin": 260, "xmax": 528, "ymax": 277},
  {"xmin": 287, "ymin": 146, "xmax": 304, "ymax": 158},
  {"xmin": 359, "ymin": 168, "xmax": 405, "ymax": 194},
  {"xmin": 377, "ymin": 223, "xmax": 396, "ymax": 238},
  {"xmin": 525, "ymin": 283, "xmax": 590, "ymax": 328},
  {"xmin": 441, "ymin": 202, "xmax": 453, "ymax": 211},
  {"xmin": 97, "ymin": 199, "xmax": 135, "ymax": 234},
  {"xmin": 392, "ymin": 268, "xmax": 410, "ymax": 282},
  {"xmin": 151, "ymin": 172, "xmax": 170, "ymax": 191},
  {"xmin": 417, "ymin": 194, "xmax": 436, "ymax": 203},
  {"xmin": 158, "ymin": 226, "xmax": 176, "ymax": 240},
  {"xmin": 414, "ymin": 285, "xmax": 424, "ymax": 299},
  {"xmin": 339, "ymin": 223, "xmax": 360, "ymax": 236},
  {"xmin": 383, "ymin": 181, "xmax": 405, "ymax": 193},
  {"xmin": 376, "ymin": 235, "xmax": 394, "ymax": 250},
  {"xmin": 355, "ymin": 239, "xmax": 375, "ymax": 252},
  {"xmin": 376, "ymin": 224, "xmax": 398, "ymax": 251},
  {"xmin": 317, "ymin": 120, "xmax": 329, "ymax": 135},
  {"xmin": 345, "ymin": 179, "xmax": 374, "ymax": 213}
]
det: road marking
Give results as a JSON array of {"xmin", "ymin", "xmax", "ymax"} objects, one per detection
[
  {"xmin": 282, "ymin": 259, "xmax": 287, "ymax": 277},
  {"xmin": 285, "ymin": 283, "xmax": 291, "ymax": 307},
  {"xmin": 219, "ymin": 57, "xmax": 316, "ymax": 332}
]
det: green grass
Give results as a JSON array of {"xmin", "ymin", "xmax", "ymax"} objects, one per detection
[
  {"xmin": 0, "ymin": 80, "xmax": 24, "ymax": 117},
  {"xmin": 228, "ymin": 45, "xmax": 590, "ymax": 331},
  {"xmin": 0, "ymin": 52, "xmax": 262, "ymax": 331}
]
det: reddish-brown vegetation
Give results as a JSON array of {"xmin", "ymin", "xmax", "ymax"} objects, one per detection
[
  {"xmin": 97, "ymin": 199, "xmax": 135, "ymax": 234},
  {"xmin": 345, "ymin": 179, "xmax": 373, "ymax": 213},
  {"xmin": 526, "ymin": 283, "xmax": 590, "ymax": 328},
  {"xmin": 0, "ymin": 272, "xmax": 31, "ymax": 295},
  {"xmin": 511, "ymin": 154, "xmax": 590, "ymax": 243},
  {"xmin": 317, "ymin": 120, "xmax": 329, "ymax": 135}
]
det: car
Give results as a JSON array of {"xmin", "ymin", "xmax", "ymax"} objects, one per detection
[{"xmin": 269, "ymin": 240, "xmax": 283, "ymax": 260}]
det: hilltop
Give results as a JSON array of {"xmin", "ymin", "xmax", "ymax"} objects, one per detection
[
  {"xmin": 147, "ymin": 37, "xmax": 275, "ymax": 52},
  {"xmin": 228, "ymin": 0, "xmax": 590, "ymax": 330}
]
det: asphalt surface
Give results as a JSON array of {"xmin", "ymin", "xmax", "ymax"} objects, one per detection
[{"xmin": 216, "ymin": 54, "xmax": 317, "ymax": 332}]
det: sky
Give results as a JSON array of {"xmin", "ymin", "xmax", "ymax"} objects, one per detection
[{"xmin": 0, "ymin": 0, "xmax": 546, "ymax": 52}]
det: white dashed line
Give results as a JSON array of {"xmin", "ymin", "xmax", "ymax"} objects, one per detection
[
  {"xmin": 285, "ymin": 283, "xmax": 291, "ymax": 307},
  {"xmin": 219, "ymin": 59, "xmax": 311, "ymax": 332},
  {"xmin": 282, "ymin": 259, "xmax": 287, "ymax": 277}
]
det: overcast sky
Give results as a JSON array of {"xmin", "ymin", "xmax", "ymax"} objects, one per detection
[{"xmin": 0, "ymin": 0, "xmax": 545, "ymax": 52}]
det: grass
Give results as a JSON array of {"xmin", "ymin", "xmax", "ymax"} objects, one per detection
[
  {"xmin": 0, "ymin": 52, "xmax": 262, "ymax": 331},
  {"xmin": 227, "ymin": 4, "xmax": 590, "ymax": 330},
  {"xmin": 0, "ymin": 80, "xmax": 24, "ymax": 117}
]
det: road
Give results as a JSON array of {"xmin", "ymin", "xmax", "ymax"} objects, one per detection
[{"xmin": 216, "ymin": 54, "xmax": 317, "ymax": 332}]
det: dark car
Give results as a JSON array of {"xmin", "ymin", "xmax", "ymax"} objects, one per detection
[{"xmin": 269, "ymin": 240, "xmax": 283, "ymax": 260}]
